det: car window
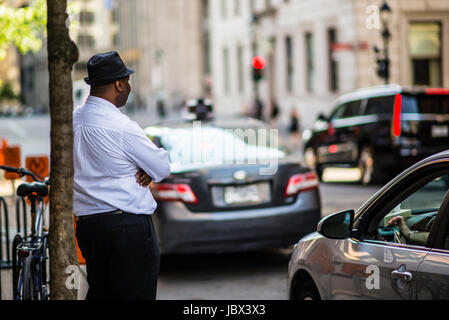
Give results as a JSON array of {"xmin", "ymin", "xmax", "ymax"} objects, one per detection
[
  {"xmin": 376, "ymin": 174, "xmax": 449, "ymax": 247},
  {"xmin": 342, "ymin": 100, "xmax": 361, "ymax": 118},
  {"xmin": 402, "ymin": 94, "xmax": 449, "ymax": 114},
  {"xmin": 153, "ymin": 126, "xmax": 287, "ymax": 169},
  {"xmin": 329, "ymin": 104, "xmax": 346, "ymax": 120},
  {"xmin": 365, "ymin": 95, "xmax": 395, "ymax": 115}
]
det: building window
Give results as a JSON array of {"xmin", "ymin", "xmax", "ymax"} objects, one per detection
[
  {"xmin": 78, "ymin": 34, "xmax": 95, "ymax": 49},
  {"xmin": 305, "ymin": 32, "xmax": 314, "ymax": 92},
  {"xmin": 79, "ymin": 11, "xmax": 94, "ymax": 25},
  {"xmin": 409, "ymin": 22, "xmax": 442, "ymax": 87},
  {"xmin": 234, "ymin": 0, "xmax": 240, "ymax": 15},
  {"xmin": 328, "ymin": 28, "xmax": 338, "ymax": 92},
  {"xmin": 221, "ymin": 0, "xmax": 227, "ymax": 19},
  {"xmin": 75, "ymin": 62, "xmax": 87, "ymax": 72},
  {"xmin": 111, "ymin": 8, "xmax": 119, "ymax": 24},
  {"xmin": 265, "ymin": 0, "xmax": 271, "ymax": 9},
  {"xmin": 223, "ymin": 47, "xmax": 230, "ymax": 93},
  {"xmin": 237, "ymin": 45, "xmax": 244, "ymax": 94},
  {"xmin": 285, "ymin": 36, "xmax": 293, "ymax": 93},
  {"xmin": 250, "ymin": 0, "xmax": 255, "ymax": 13},
  {"xmin": 112, "ymin": 33, "xmax": 119, "ymax": 47}
]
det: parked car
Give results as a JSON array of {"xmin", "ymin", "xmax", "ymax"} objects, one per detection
[
  {"xmin": 303, "ymin": 85, "xmax": 449, "ymax": 184},
  {"xmin": 288, "ymin": 150, "xmax": 449, "ymax": 300},
  {"xmin": 144, "ymin": 116, "xmax": 321, "ymax": 254}
]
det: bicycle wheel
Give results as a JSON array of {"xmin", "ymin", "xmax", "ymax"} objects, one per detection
[
  {"xmin": 38, "ymin": 235, "xmax": 49, "ymax": 300},
  {"xmin": 11, "ymin": 234, "xmax": 23, "ymax": 300},
  {"xmin": 21, "ymin": 255, "xmax": 35, "ymax": 300}
]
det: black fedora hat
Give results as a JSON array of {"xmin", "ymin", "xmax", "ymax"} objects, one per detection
[{"xmin": 84, "ymin": 51, "xmax": 135, "ymax": 86}]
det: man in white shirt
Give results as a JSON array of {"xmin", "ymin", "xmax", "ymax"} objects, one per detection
[{"xmin": 73, "ymin": 51, "xmax": 170, "ymax": 300}]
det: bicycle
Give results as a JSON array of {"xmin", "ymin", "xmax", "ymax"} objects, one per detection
[{"xmin": 0, "ymin": 165, "xmax": 50, "ymax": 300}]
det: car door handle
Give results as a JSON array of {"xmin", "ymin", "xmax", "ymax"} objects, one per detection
[{"xmin": 391, "ymin": 269, "xmax": 413, "ymax": 282}]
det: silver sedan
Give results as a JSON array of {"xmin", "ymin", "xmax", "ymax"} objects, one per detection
[{"xmin": 288, "ymin": 150, "xmax": 449, "ymax": 300}]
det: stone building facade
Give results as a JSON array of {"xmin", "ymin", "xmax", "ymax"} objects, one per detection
[
  {"xmin": 209, "ymin": 0, "xmax": 449, "ymax": 129},
  {"xmin": 20, "ymin": 0, "xmax": 119, "ymax": 111},
  {"xmin": 117, "ymin": 0, "xmax": 208, "ymax": 113},
  {"xmin": 19, "ymin": 0, "xmax": 208, "ymax": 114}
]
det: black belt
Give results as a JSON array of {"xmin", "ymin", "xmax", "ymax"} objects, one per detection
[{"xmin": 76, "ymin": 210, "xmax": 126, "ymax": 222}]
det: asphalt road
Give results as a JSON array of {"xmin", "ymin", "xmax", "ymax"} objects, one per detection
[{"xmin": 155, "ymin": 180, "xmax": 381, "ymax": 300}]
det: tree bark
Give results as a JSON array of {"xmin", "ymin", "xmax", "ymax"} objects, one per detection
[{"xmin": 46, "ymin": 0, "xmax": 79, "ymax": 300}]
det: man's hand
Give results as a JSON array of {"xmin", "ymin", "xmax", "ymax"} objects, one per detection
[
  {"xmin": 388, "ymin": 216, "xmax": 404, "ymax": 227},
  {"xmin": 136, "ymin": 169, "xmax": 152, "ymax": 187},
  {"xmin": 388, "ymin": 215, "xmax": 412, "ymax": 238}
]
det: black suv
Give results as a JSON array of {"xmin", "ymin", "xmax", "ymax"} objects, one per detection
[{"xmin": 303, "ymin": 85, "xmax": 449, "ymax": 184}]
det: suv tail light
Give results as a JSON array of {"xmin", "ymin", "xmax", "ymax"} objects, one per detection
[
  {"xmin": 392, "ymin": 93, "xmax": 403, "ymax": 138},
  {"xmin": 284, "ymin": 172, "xmax": 319, "ymax": 197},
  {"xmin": 425, "ymin": 88, "xmax": 449, "ymax": 95},
  {"xmin": 152, "ymin": 183, "xmax": 199, "ymax": 204}
]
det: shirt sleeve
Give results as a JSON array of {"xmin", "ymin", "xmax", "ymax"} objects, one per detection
[{"xmin": 122, "ymin": 121, "xmax": 171, "ymax": 183}]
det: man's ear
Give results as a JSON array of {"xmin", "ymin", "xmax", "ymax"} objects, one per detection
[{"xmin": 114, "ymin": 80, "xmax": 123, "ymax": 93}]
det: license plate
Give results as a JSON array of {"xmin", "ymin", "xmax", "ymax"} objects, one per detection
[
  {"xmin": 224, "ymin": 184, "xmax": 265, "ymax": 205},
  {"xmin": 432, "ymin": 125, "xmax": 448, "ymax": 138}
]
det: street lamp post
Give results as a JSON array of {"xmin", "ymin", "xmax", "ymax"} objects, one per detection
[{"xmin": 374, "ymin": 1, "xmax": 392, "ymax": 85}]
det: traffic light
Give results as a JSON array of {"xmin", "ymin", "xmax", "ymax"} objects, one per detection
[
  {"xmin": 252, "ymin": 56, "xmax": 266, "ymax": 82},
  {"xmin": 376, "ymin": 58, "xmax": 390, "ymax": 81}
]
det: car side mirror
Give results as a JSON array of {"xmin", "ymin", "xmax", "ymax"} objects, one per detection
[
  {"xmin": 317, "ymin": 210, "xmax": 354, "ymax": 240},
  {"xmin": 317, "ymin": 113, "xmax": 328, "ymax": 122}
]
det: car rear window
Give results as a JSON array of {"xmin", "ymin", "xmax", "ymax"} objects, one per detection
[
  {"xmin": 402, "ymin": 94, "xmax": 449, "ymax": 114},
  {"xmin": 365, "ymin": 95, "xmax": 396, "ymax": 114},
  {"xmin": 155, "ymin": 126, "xmax": 287, "ymax": 167}
]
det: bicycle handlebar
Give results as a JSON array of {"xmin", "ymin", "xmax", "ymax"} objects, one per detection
[{"xmin": 0, "ymin": 165, "xmax": 48, "ymax": 184}]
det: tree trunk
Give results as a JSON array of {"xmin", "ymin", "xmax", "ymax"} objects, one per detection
[{"xmin": 46, "ymin": 0, "xmax": 79, "ymax": 300}]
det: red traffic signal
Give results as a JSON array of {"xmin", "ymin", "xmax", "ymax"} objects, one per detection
[{"xmin": 252, "ymin": 56, "xmax": 266, "ymax": 70}]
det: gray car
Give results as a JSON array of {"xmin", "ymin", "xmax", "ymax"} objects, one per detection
[
  {"xmin": 145, "ymin": 117, "xmax": 321, "ymax": 254},
  {"xmin": 288, "ymin": 150, "xmax": 449, "ymax": 300}
]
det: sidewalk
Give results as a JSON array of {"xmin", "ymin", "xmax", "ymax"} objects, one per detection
[{"xmin": 1, "ymin": 265, "xmax": 88, "ymax": 300}]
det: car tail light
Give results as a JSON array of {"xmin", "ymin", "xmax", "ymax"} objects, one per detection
[
  {"xmin": 392, "ymin": 93, "xmax": 402, "ymax": 138},
  {"xmin": 425, "ymin": 88, "xmax": 449, "ymax": 95},
  {"xmin": 152, "ymin": 183, "xmax": 199, "ymax": 204},
  {"xmin": 284, "ymin": 172, "xmax": 319, "ymax": 197},
  {"xmin": 328, "ymin": 144, "xmax": 338, "ymax": 154}
]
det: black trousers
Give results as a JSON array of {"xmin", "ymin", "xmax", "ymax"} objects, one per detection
[{"xmin": 75, "ymin": 213, "xmax": 160, "ymax": 300}]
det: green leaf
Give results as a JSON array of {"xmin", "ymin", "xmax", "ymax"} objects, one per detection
[{"xmin": 0, "ymin": 0, "xmax": 47, "ymax": 59}]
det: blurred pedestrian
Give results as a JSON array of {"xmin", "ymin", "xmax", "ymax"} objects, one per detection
[
  {"xmin": 254, "ymin": 97, "xmax": 264, "ymax": 121},
  {"xmin": 73, "ymin": 51, "xmax": 171, "ymax": 300},
  {"xmin": 156, "ymin": 98, "xmax": 166, "ymax": 119},
  {"xmin": 288, "ymin": 107, "xmax": 302, "ymax": 152},
  {"xmin": 269, "ymin": 100, "xmax": 280, "ymax": 128}
]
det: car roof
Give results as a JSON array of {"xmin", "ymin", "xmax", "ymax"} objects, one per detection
[
  {"xmin": 146, "ymin": 116, "xmax": 269, "ymax": 131},
  {"xmin": 335, "ymin": 84, "xmax": 448, "ymax": 105}
]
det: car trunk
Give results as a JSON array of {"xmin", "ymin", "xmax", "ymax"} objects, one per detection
[{"xmin": 157, "ymin": 161, "xmax": 314, "ymax": 213}]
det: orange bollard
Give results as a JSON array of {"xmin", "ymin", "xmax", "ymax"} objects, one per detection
[
  {"xmin": 0, "ymin": 138, "xmax": 7, "ymax": 165},
  {"xmin": 73, "ymin": 215, "xmax": 86, "ymax": 265},
  {"xmin": 3, "ymin": 145, "xmax": 21, "ymax": 180}
]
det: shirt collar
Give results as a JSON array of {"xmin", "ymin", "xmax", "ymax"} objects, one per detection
[{"xmin": 85, "ymin": 95, "xmax": 122, "ymax": 114}]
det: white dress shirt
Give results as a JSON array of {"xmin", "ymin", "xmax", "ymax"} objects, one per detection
[{"xmin": 73, "ymin": 96, "xmax": 170, "ymax": 216}]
